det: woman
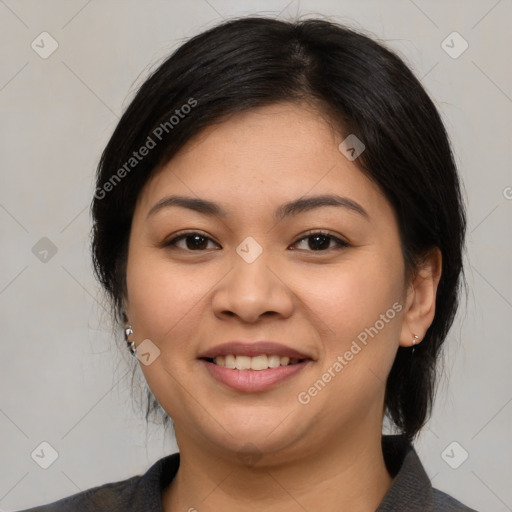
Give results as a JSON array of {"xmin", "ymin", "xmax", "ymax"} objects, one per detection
[{"xmin": 21, "ymin": 16, "xmax": 477, "ymax": 512}]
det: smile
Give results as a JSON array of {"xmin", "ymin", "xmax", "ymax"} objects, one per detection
[
  {"xmin": 206, "ymin": 354, "xmax": 304, "ymax": 370},
  {"xmin": 200, "ymin": 357, "xmax": 311, "ymax": 393}
]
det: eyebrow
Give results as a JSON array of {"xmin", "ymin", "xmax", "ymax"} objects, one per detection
[{"xmin": 147, "ymin": 194, "xmax": 370, "ymax": 221}]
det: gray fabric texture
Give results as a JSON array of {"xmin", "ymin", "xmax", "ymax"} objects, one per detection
[{"xmin": 18, "ymin": 435, "xmax": 478, "ymax": 511}]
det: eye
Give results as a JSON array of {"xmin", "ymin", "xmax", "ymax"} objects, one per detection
[
  {"xmin": 162, "ymin": 230, "xmax": 350, "ymax": 253},
  {"xmin": 290, "ymin": 230, "xmax": 350, "ymax": 252},
  {"xmin": 163, "ymin": 231, "xmax": 220, "ymax": 251}
]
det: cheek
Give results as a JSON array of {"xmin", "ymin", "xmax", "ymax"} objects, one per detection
[
  {"xmin": 125, "ymin": 251, "xmax": 213, "ymax": 420},
  {"xmin": 292, "ymin": 269, "xmax": 403, "ymax": 424},
  {"xmin": 125, "ymin": 248, "xmax": 205, "ymax": 343},
  {"xmin": 294, "ymin": 253, "xmax": 404, "ymax": 392},
  {"xmin": 296, "ymin": 256, "xmax": 403, "ymax": 337}
]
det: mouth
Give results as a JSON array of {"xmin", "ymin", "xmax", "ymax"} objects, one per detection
[
  {"xmin": 201, "ymin": 354, "xmax": 307, "ymax": 370},
  {"xmin": 198, "ymin": 341, "xmax": 314, "ymax": 392}
]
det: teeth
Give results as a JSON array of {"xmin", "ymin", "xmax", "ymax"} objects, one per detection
[
  {"xmin": 268, "ymin": 355, "xmax": 281, "ymax": 368},
  {"xmin": 212, "ymin": 354, "xmax": 302, "ymax": 370},
  {"xmin": 235, "ymin": 355, "xmax": 251, "ymax": 370},
  {"xmin": 251, "ymin": 355, "xmax": 268, "ymax": 370},
  {"xmin": 224, "ymin": 355, "xmax": 236, "ymax": 369}
]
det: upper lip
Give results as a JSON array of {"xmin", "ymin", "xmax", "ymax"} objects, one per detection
[{"xmin": 198, "ymin": 341, "xmax": 313, "ymax": 360}]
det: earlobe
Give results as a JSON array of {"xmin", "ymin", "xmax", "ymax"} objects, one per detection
[
  {"xmin": 399, "ymin": 247, "xmax": 442, "ymax": 347},
  {"xmin": 120, "ymin": 304, "xmax": 131, "ymax": 326}
]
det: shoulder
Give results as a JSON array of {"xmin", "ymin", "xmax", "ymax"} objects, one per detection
[
  {"xmin": 378, "ymin": 436, "xmax": 479, "ymax": 512},
  {"xmin": 432, "ymin": 488, "xmax": 479, "ymax": 512},
  {"xmin": 14, "ymin": 477, "xmax": 139, "ymax": 512},
  {"xmin": 15, "ymin": 453, "xmax": 180, "ymax": 512}
]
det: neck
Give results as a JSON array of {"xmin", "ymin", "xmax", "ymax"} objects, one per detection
[{"xmin": 162, "ymin": 427, "xmax": 392, "ymax": 512}]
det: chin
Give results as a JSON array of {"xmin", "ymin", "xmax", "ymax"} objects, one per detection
[{"xmin": 189, "ymin": 413, "xmax": 306, "ymax": 458}]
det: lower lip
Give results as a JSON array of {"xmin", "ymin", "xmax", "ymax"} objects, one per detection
[{"xmin": 200, "ymin": 359, "xmax": 310, "ymax": 392}]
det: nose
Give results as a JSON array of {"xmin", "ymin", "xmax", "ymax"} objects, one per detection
[{"xmin": 211, "ymin": 250, "xmax": 294, "ymax": 324}]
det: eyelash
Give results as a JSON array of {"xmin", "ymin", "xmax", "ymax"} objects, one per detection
[{"xmin": 163, "ymin": 230, "xmax": 350, "ymax": 253}]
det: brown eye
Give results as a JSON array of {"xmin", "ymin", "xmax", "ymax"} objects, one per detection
[
  {"xmin": 164, "ymin": 232, "xmax": 220, "ymax": 251},
  {"xmin": 291, "ymin": 231, "xmax": 350, "ymax": 252}
]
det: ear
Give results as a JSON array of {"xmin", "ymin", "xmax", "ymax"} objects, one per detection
[
  {"xmin": 120, "ymin": 301, "xmax": 130, "ymax": 325},
  {"xmin": 399, "ymin": 247, "xmax": 442, "ymax": 347}
]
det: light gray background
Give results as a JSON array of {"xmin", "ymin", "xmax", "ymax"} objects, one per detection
[{"xmin": 1, "ymin": 1, "xmax": 511, "ymax": 511}]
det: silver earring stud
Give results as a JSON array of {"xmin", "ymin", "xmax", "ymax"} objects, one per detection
[
  {"xmin": 411, "ymin": 334, "xmax": 420, "ymax": 353},
  {"xmin": 124, "ymin": 326, "xmax": 136, "ymax": 356}
]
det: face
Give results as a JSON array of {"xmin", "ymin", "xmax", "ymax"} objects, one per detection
[{"xmin": 125, "ymin": 102, "xmax": 409, "ymax": 463}]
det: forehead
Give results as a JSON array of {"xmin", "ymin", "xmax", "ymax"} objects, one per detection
[
  {"xmin": 168, "ymin": 102, "xmax": 340, "ymax": 172},
  {"xmin": 136, "ymin": 102, "xmax": 389, "ymax": 222}
]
